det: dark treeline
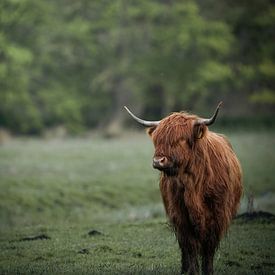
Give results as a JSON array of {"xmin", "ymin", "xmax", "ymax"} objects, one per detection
[{"xmin": 0, "ymin": 0, "xmax": 274, "ymax": 134}]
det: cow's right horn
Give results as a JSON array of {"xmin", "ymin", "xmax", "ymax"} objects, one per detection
[{"xmin": 124, "ymin": 106, "xmax": 160, "ymax": 127}]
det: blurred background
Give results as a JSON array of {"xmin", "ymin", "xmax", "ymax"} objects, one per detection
[
  {"xmin": 0, "ymin": 0, "xmax": 275, "ymax": 227},
  {"xmin": 0, "ymin": 0, "xmax": 274, "ymax": 136}
]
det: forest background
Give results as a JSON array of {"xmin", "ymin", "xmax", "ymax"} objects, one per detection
[{"xmin": 1, "ymin": 0, "xmax": 274, "ymax": 135}]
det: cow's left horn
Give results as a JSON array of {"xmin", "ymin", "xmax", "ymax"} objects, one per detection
[
  {"xmin": 124, "ymin": 106, "xmax": 160, "ymax": 127},
  {"xmin": 196, "ymin": 102, "xmax": 223, "ymax": 126}
]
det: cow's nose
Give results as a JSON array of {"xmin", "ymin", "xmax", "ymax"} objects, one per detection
[{"xmin": 153, "ymin": 156, "xmax": 167, "ymax": 169}]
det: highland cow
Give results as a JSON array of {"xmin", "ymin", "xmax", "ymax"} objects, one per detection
[{"xmin": 125, "ymin": 103, "xmax": 242, "ymax": 275}]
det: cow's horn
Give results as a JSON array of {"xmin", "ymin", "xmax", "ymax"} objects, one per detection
[
  {"xmin": 124, "ymin": 106, "xmax": 160, "ymax": 127},
  {"xmin": 196, "ymin": 102, "xmax": 223, "ymax": 126}
]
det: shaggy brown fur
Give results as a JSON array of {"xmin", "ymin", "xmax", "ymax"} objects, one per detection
[{"xmin": 147, "ymin": 112, "xmax": 242, "ymax": 275}]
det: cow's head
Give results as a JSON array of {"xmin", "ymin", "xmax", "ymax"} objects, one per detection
[{"xmin": 124, "ymin": 103, "xmax": 222, "ymax": 176}]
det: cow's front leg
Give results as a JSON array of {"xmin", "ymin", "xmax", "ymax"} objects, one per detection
[
  {"xmin": 177, "ymin": 233, "xmax": 199, "ymax": 275},
  {"xmin": 202, "ymin": 253, "xmax": 214, "ymax": 275},
  {"xmin": 186, "ymin": 250, "xmax": 199, "ymax": 275},
  {"xmin": 183, "ymin": 182, "xmax": 206, "ymax": 240},
  {"xmin": 201, "ymin": 237, "xmax": 217, "ymax": 275}
]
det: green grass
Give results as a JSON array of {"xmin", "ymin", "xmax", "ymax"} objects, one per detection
[
  {"xmin": 0, "ymin": 131, "xmax": 275, "ymax": 274},
  {"xmin": 0, "ymin": 220, "xmax": 274, "ymax": 274},
  {"xmin": 0, "ymin": 135, "xmax": 161, "ymax": 228},
  {"xmin": 227, "ymin": 130, "xmax": 275, "ymax": 195}
]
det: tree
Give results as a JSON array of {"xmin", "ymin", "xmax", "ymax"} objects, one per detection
[
  {"xmin": 0, "ymin": 0, "xmax": 44, "ymax": 133},
  {"xmin": 0, "ymin": 0, "xmax": 274, "ymax": 134}
]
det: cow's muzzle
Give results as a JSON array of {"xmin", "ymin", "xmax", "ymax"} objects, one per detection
[{"xmin": 153, "ymin": 156, "xmax": 170, "ymax": 170}]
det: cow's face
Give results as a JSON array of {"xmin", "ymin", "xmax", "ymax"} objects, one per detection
[
  {"xmin": 147, "ymin": 113, "xmax": 206, "ymax": 176},
  {"xmin": 124, "ymin": 103, "xmax": 221, "ymax": 176}
]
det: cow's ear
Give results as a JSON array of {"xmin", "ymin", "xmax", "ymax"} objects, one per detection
[
  {"xmin": 192, "ymin": 123, "xmax": 206, "ymax": 140},
  {"xmin": 147, "ymin": 126, "xmax": 157, "ymax": 137}
]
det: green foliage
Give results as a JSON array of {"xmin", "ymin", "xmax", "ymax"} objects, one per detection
[
  {"xmin": 218, "ymin": 0, "xmax": 275, "ymax": 106},
  {"xmin": 0, "ymin": 0, "xmax": 274, "ymax": 134},
  {"xmin": 134, "ymin": 2, "xmax": 235, "ymax": 115}
]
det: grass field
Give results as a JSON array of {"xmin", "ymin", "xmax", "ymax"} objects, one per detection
[{"xmin": 0, "ymin": 130, "xmax": 275, "ymax": 274}]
